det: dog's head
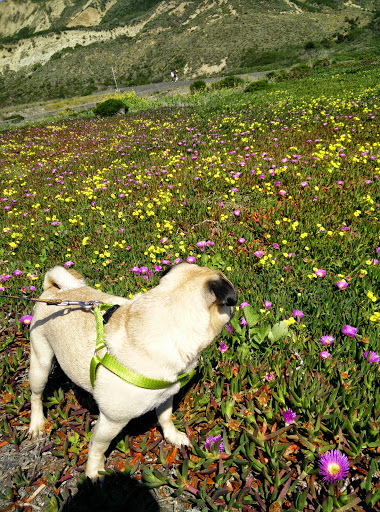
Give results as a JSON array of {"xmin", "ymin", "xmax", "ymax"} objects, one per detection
[{"xmin": 159, "ymin": 263, "xmax": 237, "ymax": 338}]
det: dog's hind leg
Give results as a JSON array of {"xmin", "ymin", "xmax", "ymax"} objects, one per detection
[
  {"xmin": 157, "ymin": 396, "xmax": 191, "ymax": 448},
  {"xmin": 86, "ymin": 412, "xmax": 125, "ymax": 480},
  {"xmin": 28, "ymin": 340, "xmax": 54, "ymax": 438}
]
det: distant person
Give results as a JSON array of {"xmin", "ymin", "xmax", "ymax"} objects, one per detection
[
  {"xmin": 175, "ymin": 69, "xmax": 179, "ymax": 82},
  {"xmin": 171, "ymin": 70, "xmax": 175, "ymax": 82}
]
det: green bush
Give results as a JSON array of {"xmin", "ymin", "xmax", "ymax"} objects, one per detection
[
  {"xmin": 93, "ymin": 98, "xmax": 127, "ymax": 117},
  {"xmin": 212, "ymin": 75, "xmax": 244, "ymax": 90},
  {"xmin": 244, "ymin": 80, "xmax": 269, "ymax": 93},
  {"xmin": 288, "ymin": 64, "xmax": 310, "ymax": 80},
  {"xmin": 189, "ymin": 80, "xmax": 207, "ymax": 94},
  {"xmin": 4, "ymin": 114, "xmax": 24, "ymax": 121}
]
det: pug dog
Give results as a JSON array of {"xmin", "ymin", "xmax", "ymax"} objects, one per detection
[{"xmin": 29, "ymin": 263, "xmax": 237, "ymax": 479}]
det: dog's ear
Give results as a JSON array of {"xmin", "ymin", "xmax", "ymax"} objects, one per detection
[
  {"xmin": 160, "ymin": 266, "xmax": 172, "ymax": 279},
  {"xmin": 208, "ymin": 277, "xmax": 238, "ymax": 306}
]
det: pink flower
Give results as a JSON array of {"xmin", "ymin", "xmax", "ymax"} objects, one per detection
[
  {"xmin": 219, "ymin": 341, "xmax": 228, "ymax": 353},
  {"xmin": 319, "ymin": 450, "xmax": 349, "ymax": 483},
  {"xmin": 342, "ymin": 325, "xmax": 357, "ymax": 337},
  {"xmin": 336, "ymin": 280, "xmax": 348, "ymax": 290},
  {"xmin": 186, "ymin": 256, "xmax": 196, "ymax": 263},
  {"xmin": 264, "ymin": 300, "xmax": 272, "ymax": 309},
  {"xmin": 238, "ymin": 238, "xmax": 245, "ymax": 244},
  {"xmin": 240, "ymin": 302, "xmax": 250, "ymax": 309},
  {"xmin": 319, "ymin": 335, "xmax": 334, "ymax": 346},
  {"xmin": 64, "ymin": 261, "xmax": 74, "ymax": 268},
  {"xmin": 362, "ymin": 351, "xmax": 380, "ymax": 364},
  {"xmin": 315, "ymin": 269, "xmax": 326, "ymax": 278},
  {"xmin": 20, "ymin": 315, "xmax": 33, "ymax": 325},
  {"xmin": 254, "ymin": 251, "xmax": 264, "ymax": 258},
  {"xmin": 283, "ymin": 408, "xmax": 296, "ymax": 424},
  {"xmin": 320, "ymin": 351, "xmax": 332, "ymax": 359},
  {"xmin": 292, "ymin": 309, "xmax": 304, "ymax": 319},
  {"xmin": 205, "ymin": 434, "xmax": 225, "ymax": 453}
]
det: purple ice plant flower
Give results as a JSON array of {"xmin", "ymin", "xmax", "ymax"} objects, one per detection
[
  {"xmin": 283, "ymin": 408, "xmax": 297, "ymax": 424},
  {"xmin": 342, "ymin": 325, "xmax": 358, "ymax": 337},
  {"xmin": 64, "ymin": 261, "xmax": 74, "ymax": 268},
  {"xmin": 240, "ymin": 302, "xmax": 250, "ymax": 309},
  {"xmin": 186, "ymin": 256, "xmax": 196, "ymax": 263},
  {"xmin": 319, "ymin": 335, "xmax": 335, "ymax": 346},
  {"xmin": 362, "ymin": 351, "xmax": 380, "ymax": 364},
  {"xmin": 205, "ymin": 434, "xmax": 225, "ymax": 453},
  {"xmin": 292, "ymin": 309, "xmax": 304, "ymax": 319},
  {"xmin": 238, "ymin": 238, "xmax": 245, "ymax": 244},
  {"xmin": 336, "ymin": 280, "xmax": 348, "ymax": 290},
  {"xmin": 315, "ymin": 269, "xmax": 326, "ymax": 278},
  {"xmin": 318, "ymin": 450, "xmax": 349, "ymax": 483},
  {"xmin": 254, "ymin": 250, "xmax": 264, "ymax": 258},
  {"xmin": 263, "ymin": 300, "xmax": 272, "ymax": 309},
  {"xmin": 20, "ymin": 315, "xmax": 33, "ymax": 325},
  {"xmin": 219, "ymin": 341, "xmax": 228, "ymax": 353},
  {"xmin": 320, "ymin": 351, "xmax": 332, "ymax": 359}
]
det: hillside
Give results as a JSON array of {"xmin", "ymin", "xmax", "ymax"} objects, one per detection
[{"xmin": 0, "ymin": 0, "xmax": 379, "ymax": 107}]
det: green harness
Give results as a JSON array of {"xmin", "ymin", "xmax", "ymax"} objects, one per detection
[{"xmin": 90, "ymin": 303, "xmax": 195, "ymax": 389}]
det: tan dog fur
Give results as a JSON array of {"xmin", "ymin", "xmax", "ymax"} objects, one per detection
[{"xmin": 29, "ymin": 263, "xmax": 237, "ymax": 479}]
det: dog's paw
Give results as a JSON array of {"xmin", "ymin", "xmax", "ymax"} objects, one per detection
[
  {"xmin": 166, "ymin": 429, "xmax": 191, "ymax": 448},
  {"xmin": 28, "ymin": 417, "xmax": 46, "ymax": 439}
]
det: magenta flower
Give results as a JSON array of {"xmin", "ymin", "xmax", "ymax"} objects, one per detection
[
  {"xmin": 362, "ymin": 351, "xmax": 380, "ymax": 364},
  {"xmin": 238, "ymin": 238, "xmax": 245, "ymax": 244},
  {"xmin": 254, "ymin": 250, "xmax": 264, "ymax": 258},
  {"xmin": 264, "ymin": 372, "xmax": 276, "ymax": 382},
  {"xmin": 205, "ymin": 434, "xmax": 225, "ymax": 453},
  {"xmin": 64, "ymin": 261, "xmax": 74, "ymax": 268},
  {"xmin": 319, "ymin": 335, "xmax": 335, "ymax": 346},
  {"xmin": 240, "ymin": 302, "xmax": 250, "ymax": 309},
  {"xmin": 315, "ymin": 269, "xmax": 326, "ymax": 278},
  {"xmin": 219, "ymin": 341, "xmax": 228, "ymax": 353},
  {"xmin": 263, "ymin": 300, "xmax": 272, "ymax": 309},
  {"xmin": 186, "ymin": 256, "xmax": 196, "ymax": 263},
  {"xmin": 13, "ymin": 270, "xmax": 23, "ymax": 276},
  {"xmin": 292, "ymin": 309, "xmax": 304, "ymax": 319},
  {"xmin": 225, "ymin": 324, "xmax": 234, "ymax": 334},
  {"xmin": 320, "ymin": 351, "xmax": 332, "ymax": 359},
  {"xmin": 20, "ymin": 315, "xmax": 33, "ymax": 325},
  {"xmin": 318, "ymin": 450, "xmax": 349, "ymax": 483},
  {"xmin": 273, "ymin": 243, "xmax": 280, "ymax": 249},
  {"xmin": 233, "ymin": 210, "xmax": 241, "ymax": 216},
  {"xmin": 240, "ymin": 317, "xmax": 248, "ymax": 327},
  {"xmin": 336, "ymin": 280, "xmax": 348, "ymax": 290},
  {"xmin": 342, "ymin": 325, "xmax": 357, "ymax": 337},
  {"xmin": 283, "ymin": 408, "xmax": 296, "ymax": 424}
]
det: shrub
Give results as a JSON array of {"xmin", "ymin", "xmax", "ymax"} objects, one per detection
[
  {"xmin": 244, "ymin": 80, "xmax": 269, "ymax": 93},
  {"xmin": 212, "ymin": 75, "xmax": 244, "ymax": 90},
  {"xmin": 93, "ymin": 98, "xmax": 127, "ymax": 117},
  {"xmin": 189, "ymin": 80, "xmax": 207, "ymax": 94},
  {"xmin": 4, "ymin": 114, "xmax": 24, "ymax": 121},
  {"xmin": 313, "ymin": 58, "xmax": 331, "ymax": 68},
  {"xmin": 288, "ymin": 64, "xmax": 310, "ymax": 80}
]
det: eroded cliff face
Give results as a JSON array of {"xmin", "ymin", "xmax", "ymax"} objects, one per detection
[{"xmin": 0, "ymin": 0, "xmax": 375, "ymax": 78}]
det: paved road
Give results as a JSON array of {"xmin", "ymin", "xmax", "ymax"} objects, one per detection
[{"xmin": 0, "ymin": 70, "xmax": 273, "ymax": 125}]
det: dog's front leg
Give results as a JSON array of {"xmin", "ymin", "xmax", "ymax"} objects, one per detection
[
  {"xmin": 156, "ymin": 396, "xmax": 191, "ymax": 448},
  {"xmin": 86, "ymin": 412, "xmax": 124, "ymax": 480}
]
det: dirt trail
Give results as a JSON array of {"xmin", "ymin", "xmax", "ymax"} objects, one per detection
[{"xmin": 0, "ymin": 70, "xmax": 273, "ymax": 125}]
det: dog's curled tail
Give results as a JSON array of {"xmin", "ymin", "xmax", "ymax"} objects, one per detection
[{"xmin": 43, "ymin": 266, "xmax": 86, "ymax": 292}]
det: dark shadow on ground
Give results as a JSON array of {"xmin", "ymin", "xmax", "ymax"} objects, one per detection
[{"xmin": 61, "ymin": 472, "xmax": 161, "ymax": 512}]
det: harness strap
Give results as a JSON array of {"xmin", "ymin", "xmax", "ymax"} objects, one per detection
[{"xmin": 90, "ymin": 304, "xmax": 195, "ymax": 389}]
